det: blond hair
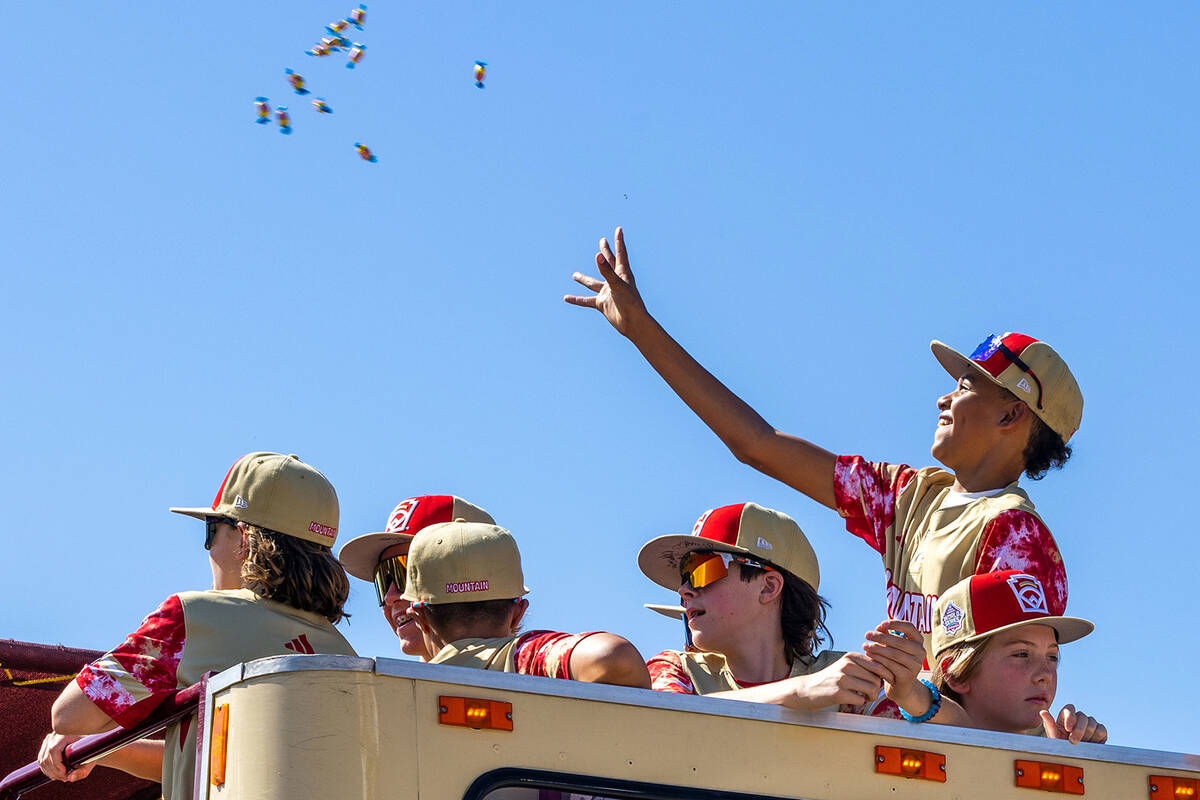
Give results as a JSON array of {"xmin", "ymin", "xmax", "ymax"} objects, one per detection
[{"xmin": 240, "ymin": 525, "xmax": 350, "ymax": 623}]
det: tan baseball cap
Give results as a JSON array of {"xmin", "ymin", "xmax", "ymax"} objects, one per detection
[
  {"xmin": 931, "ymin": 332, "xmax": 1083, "ymax": 442},
  {"xmin": 338, "ymin": 495, "xmax": 495, "ymax": 582},
  {"xmin": 400, "ymin": 521, "xmax": 530, "ymax": 605},
  {"xmin": 170, "ymin": 452, "xmax": 340, "ymax": 547},
  {"xmin": 931, "ymin": 570, "xmax": 1093, "ymax": 659},
  {"xmin": 644, "ymin": 603, "xmax": 684, "ymax": 620},
  {"xmin": 638, "ymin": 503, "xmax": 820, "ymax": 592}
]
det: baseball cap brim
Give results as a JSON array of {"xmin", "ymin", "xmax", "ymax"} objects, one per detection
[
  {"xmin": 170, "ymin": 507, "xmax": 218, "ymax": 522},
  {"xmin": 644, "ymin": 603, "xmax": 684, "ymax": 620},
  {"xmin": 930, "ymin": 340, "xmax": 1007, "ymax": 390},
  {"xmin": 338, "ymin": 531, "xmax": 415, "ymax": 582},
  {"xmin": 945, "ymin": 614, "xmax": 1094, "ymax": 656},
  {"xmin": 638, "ymin": 534, "xmax": 761, "ymax": 592}
]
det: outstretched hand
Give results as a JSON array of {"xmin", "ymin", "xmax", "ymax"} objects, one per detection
[
  {"xmin": 564, "ymin": 227, "xmax": 648, "ymax": 336},
  {"xmin": 1041, "ymin": 705, "xmax": 1108, "ymax": 744}
]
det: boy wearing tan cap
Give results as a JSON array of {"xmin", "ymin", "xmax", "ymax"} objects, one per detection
[
  {"xmin": 873, "ymin": 570, "xmax": 1106, "ymax": 743},
  {"xmin": 566, "ymin": 228, "xmax": 1082, "ymax": 657},
  {"xmin": 339, "ymin": 495, "xmax": 495, "ymax": 659},
  {"xmin": 403, "ymin": 522, "xmax": 651, "ymax": 687},
  {"xmin": 38, "ymin": 452, "xmax": 357, "ymax": 800},
  {"xmin": 642, "ymin": 502, "xmax": 919, "ymax": 717}
]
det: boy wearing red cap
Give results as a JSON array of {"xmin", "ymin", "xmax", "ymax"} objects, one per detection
[
  {"xmin": 642, "ymin": 502, "xmax": 922, "ymax": 717},
  {"xmin": 874, "ymin": 570, "xmax": 1106, "ymax": 742},
  {"xmin": 403, "ymin": 521, "xmax": 651, "ymax": 687},
  {"xmin": 339, "ymin": 495, "xmax": 496, "ymax": 660},
  {"xmin": 566, "ymin": 229, "xmax": 1082, "ymax": 657},
  {"xmin": 38, "ymin": 453, "xmax": 357, "ymax": 799}
]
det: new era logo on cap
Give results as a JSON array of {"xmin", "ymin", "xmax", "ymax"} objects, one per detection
[
  {"xmin": 756, "ymin": 537, "xmax": 773, "ymax": 550},
  {"xmin": 234, "ymin": 495, "xmax": 248, "ymax": 509}
]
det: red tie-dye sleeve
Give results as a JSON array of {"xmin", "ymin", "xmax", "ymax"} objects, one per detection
[
  {"xmin": 513, "ymin": 631, "xmax": 600, "ymax": 679},
  {"xmin": 75, "ymin": 594, "xmax": 187, "ymax": 728},
  {"xmin": 832, "ymin": 456, "xmax": 916, "ymax": 555},
  {"xmin": 646, "ymin": 650, "xmax": 695, "ymax": 694},
  {"xmin": 975, "ymin": 510, "xmax": 1068, "ymax": 615}
]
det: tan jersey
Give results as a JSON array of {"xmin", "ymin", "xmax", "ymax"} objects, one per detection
[
  {"xmin": 833, "ymin": 456, "xmax": 1067, "ymax": 660},
  {"xmin": 430, "ymin": 630, "xmax": 599, "ymax": 679},
  {"xmin": 651, "ymin": 649, "xmax": 843, "ymax": 705},
  {"xmin": 77, "ymin": 588, "xmax": 356, "ymax": 800}
]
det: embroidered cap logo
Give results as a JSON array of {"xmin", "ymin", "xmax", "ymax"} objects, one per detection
[
  {"xmin": 942, "ymin": 601, "xmax": 965, "ymax": 635},
  {"xmin": 691, "ymin": 510, "xmax": 714, "ymax": 536},
  {"xmin": 1006, "ymin": 574, "xmax": 1049, "ymax": 615},
  {"xmin": 387, "ymin": 498, "xmax": 421, "ymax": 533}
]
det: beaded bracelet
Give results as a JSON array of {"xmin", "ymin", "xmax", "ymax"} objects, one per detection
[{"xmin": 899, "ymin": 679, "xmax": 941, "ymax": 723}]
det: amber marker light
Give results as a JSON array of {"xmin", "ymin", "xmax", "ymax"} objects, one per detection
[
  {"xmin": 1149, "ymin": 775, "xmax": 1199, "ymax": 798},
  {"xmin": 874, "ymin": 745, "xmax": 946, "ymax": 782},
  {"xmin": 210, "ymin": 703, "xmax": 230, "ymax": 787},
  {"xmin": 438, "ymin": 696, "xmax": 513, "ymax": 731},
  {"xmin": 1014, "ymin": 760, "xmax": 1084, "ymax": 794}
]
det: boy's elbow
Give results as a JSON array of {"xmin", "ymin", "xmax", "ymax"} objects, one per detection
[{"xmin": 572, "ymin": 635, "xmax": 651, "ymax": 689}]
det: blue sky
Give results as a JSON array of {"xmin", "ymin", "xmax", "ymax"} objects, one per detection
[{"xmin": 3, "ymin": 2, "xmax": 1197, "ymax": 755}]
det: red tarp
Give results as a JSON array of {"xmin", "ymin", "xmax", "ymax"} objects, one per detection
[{"xmin": 0, "ymin": 639, "xmax": 161, "ymax": 800}]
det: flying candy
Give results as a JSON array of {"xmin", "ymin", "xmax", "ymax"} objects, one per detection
[
  {"xmin": 349, "ymin": 4, "xmax": 367, "ymax": 30},
  {"xmin": 473, "ymin": 60, "xmax": 487, "ymax": 88},
  {"xmin": 326, "ymin": 18, "xmax": 350, "ymax": 35},
  {"xmin": 328, "ymin": 33, "xmax": 351, "ymax": 49},
  {"xmin": 254, "ymin": 96, "xmax": 271, "ymax": 124},
  {"xmin": 346, "ymin": 42, "xmax": 365, "ymax": 68},
  {"xmin": 307, "ymin": 42, "xmax": 334, "ymax": 57},
  {"xmin": 312, "ymin": 97, "xmax": 333, "ymax": 114},
  {"xmin": 276, "ymin": 106, "xmax": 292, "ymax": 134},
  {"xmin": 285, "ymin": 68, "xmax": 311, "ymax": 95},
  {"xmin": 354, "ymin": 142, "xmax": 377, "ymax": 162}
]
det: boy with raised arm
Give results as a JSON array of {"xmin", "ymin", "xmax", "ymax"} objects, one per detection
[{"xmin": 565, "ymin": 229, "xmax": 1083, "ymax": 657}]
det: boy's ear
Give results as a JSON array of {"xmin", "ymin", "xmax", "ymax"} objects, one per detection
[
  {"xmin": 998, "ymin": 399, "xmax": 1029, "ymax": 430},
  {"xmin": 408, "ymin": 603, "xmax": 433, "ymax": 633},
  {"xmin": 758, "ymin": 569, "xmax": 785, "ymax": 605},
  {"xmin": 941, "ymin": 656, "xmax": 970, "ymax": 695},
  {"xmin": 509, "ymin": 598, "xmax": 529, "ymax": 632}
]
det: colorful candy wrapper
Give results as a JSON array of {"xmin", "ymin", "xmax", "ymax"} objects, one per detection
[
  {"xmin": 285, "ymin": 68, "xmax": 311, "ymax": 95},
  {"xmin": 474, "ymin": 60, "xmax": 487, "ymax": 88},
  {"xmin": 312, "ymin": 97, "xmax": 333, "ymax": 114},
  {"xmin": 346, "ymin": 42, "xmax": 365, "ymax": 69},
  {"xmin": 254, "ymin": 96, "xmax": 271, "ymax": 124},
  {"xmin": 276, "ymin": 106, "xmax": 292, "ymax": 134},
  {"xmin": 354, "ymin": 142, "xmax": 377, "ymax": 162},
  {"xmin": 349, "ymin": 4, "xmax": 366, "ymax": 30}
]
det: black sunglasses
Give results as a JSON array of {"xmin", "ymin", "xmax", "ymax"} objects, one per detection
[{"xmin": 205, "ymin": 516, "xmax": 238, "ymax": 550}]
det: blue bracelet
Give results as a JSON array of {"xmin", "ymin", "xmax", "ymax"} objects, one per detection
[{"xmin": 899, "ymin": 679, "xmax": 941, "ymax": 723}]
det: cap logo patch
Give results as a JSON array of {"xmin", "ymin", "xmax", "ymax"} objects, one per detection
[
  {"xmin": 445, "ymin": 580, "xmax": 489, "ymax": 594},
  {"xmin": 942, "ymin": 601, "xmax": 964, "ymax": 635},
  {"xmin": 756, "ymin": 536, "xmax": 773, "ymax": 550},
  {"xmin": 386, "ymin": 498, "xmax": 420, "ymax": 533},
  {"xmin": 234, "ymin": 495, "xmax": 249, "ymax": 509},
  {"xmin": 691, "ymin": 510, "xmax": 714, "ymax": 536},
  {"xmin": 308, "ymin": 521, "xmax": 337, "ymax": 540},
  {"xmin": 1006, "ymin": 574, "xmax": 1048, "ymax": 615},
  {"xmin": 1016, "ymin": 377, "xmax": 1032, "ymax": 394}
]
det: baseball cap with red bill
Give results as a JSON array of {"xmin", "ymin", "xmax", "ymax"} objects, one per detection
[
  {"xmin": 931, "ymin": 570, "xmax": 1093, "ymax": 660},
  {"xmin": 338, "ymin": 495, "xmax": 495, "ymax": 582},
  {"xmin": 638, "ymin": 502, "xmax": 819, "ymax": 592},
  {"xmin": 930, "ymin": 332, "xmax": 1083, "ymax": 442},
  {"xmin": 170, "ymin": 452, "xmax": 340, "ymax": 547}
]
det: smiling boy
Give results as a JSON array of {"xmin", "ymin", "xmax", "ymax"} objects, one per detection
[{"xmin": 566, "ymin": 228, "xmax": 1083, "ymax": 658}]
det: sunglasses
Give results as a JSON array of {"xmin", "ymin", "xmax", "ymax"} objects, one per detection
[
  {"xmin": 373, "ymin": 553, "xmax": 409, "ymax": 606},
  {"xmin": 969, "ymin": 334, "xmax": 1044, "ymax": 410},
  {"xmin": 204, "ymin": 516, "xmax": 238, "ymax": 550},
  {"xmin": 679, "ymin": 551, "xmax": 771, "ymax": 591}
]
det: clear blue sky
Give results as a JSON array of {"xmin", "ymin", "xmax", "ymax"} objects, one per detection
[{"xmin": 3, "ymin": 1, "xmax": 1197, "ymax": 755}]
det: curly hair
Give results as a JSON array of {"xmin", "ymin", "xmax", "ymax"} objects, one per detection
[
  {"xmin": 240, "ymin": 525, "xmax": 350, "ymax": 624},
  {"xmin": 1023, "ymin": 414, "xmax": 1072, "ymax": 480},
  {"xmin": 736, "ymin": 562, "xmax": 831, "ymax": 663}
]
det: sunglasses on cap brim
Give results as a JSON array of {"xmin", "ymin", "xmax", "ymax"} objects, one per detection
[
  {"xmin": 373, "ymin": 553, "xmax": 408, "ymax": 606},
  {"xmin": 969, "ymin": 334, "xmax": 1044, "ymax": 410},
  {"xmin": 679, "ymin": 551, "xmax": 772, "ymax": 591},
  {"xmin": 204, "ymin": 516, "xmax": 238, "ymax": 550}
]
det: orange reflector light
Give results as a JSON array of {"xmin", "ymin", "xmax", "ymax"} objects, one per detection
[
  {"xmin": 438, "ymin": 695, "xmax": 513, "ymax": 731},
  {"xmin": 1149, "ymin": 775, "xmax": 1199, "ymax": 798},
  {"xmin": 210, "ymin": 703, "xmax": 230, "ymax": 787},
  {"xmin": 1014, "ymin": 760, "xmax": 1084, "ymax": 794},
  {"xmin": 875, "ymin": 745, "xmax": 946, "ymax": 782}
]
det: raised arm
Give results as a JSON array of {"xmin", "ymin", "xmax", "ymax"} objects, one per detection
[{"xmin": 564, "ymin": 228, "xmax": 838, "ymax": 509}]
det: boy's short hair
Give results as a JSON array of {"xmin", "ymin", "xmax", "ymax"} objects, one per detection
[{"xmin": 422, "ymin": 599, "xmax": 523, "ymax": 640}]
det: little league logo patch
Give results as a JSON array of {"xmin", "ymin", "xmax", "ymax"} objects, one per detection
[
  {"xmin": 942, "ymin": 601, "xmax": 965, "ymax": 635},
  {"xmin": 1006, "ymin": 573, "xmax": 1049, "ymax": 615},
  {"xmin": 386, "ymin": 498, "xmax": 421, "ymax": 533}
]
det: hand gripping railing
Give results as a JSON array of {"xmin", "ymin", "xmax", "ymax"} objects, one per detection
[{"xmin": 0, "ymin": 681, "xmax": 205, "ymax": 800}]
